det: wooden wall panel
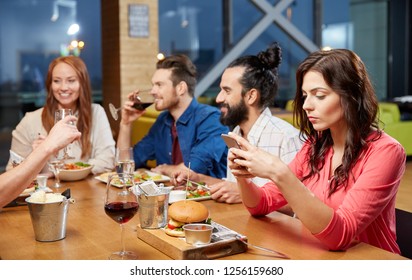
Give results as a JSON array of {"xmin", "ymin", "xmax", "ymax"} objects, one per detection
[{"xmin": 101, "ymin": 0, "xmax": 158, "ymax": 138}]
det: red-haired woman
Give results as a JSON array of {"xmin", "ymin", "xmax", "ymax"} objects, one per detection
[{"xmin": 7, "ymin": 56, "xmax": 115, "ymax": 175}]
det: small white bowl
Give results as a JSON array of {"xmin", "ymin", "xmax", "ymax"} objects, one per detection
[
  {"xmin": 183, "ymin": 223, "xmax": 213, "ymax": 245},
  {"xmin": 59, "ymin": 165, "xmax": 93, "ymax": 181},
  {"xmin": 169, "ymin": 190, "xmax": 187, "ymax": 203}
]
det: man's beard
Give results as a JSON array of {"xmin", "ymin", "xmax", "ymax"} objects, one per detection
[{"xmin": 219, "ymin": 99, "xmax": 248, "ymax": 128}]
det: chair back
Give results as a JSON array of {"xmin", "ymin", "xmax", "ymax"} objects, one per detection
[
  {"xmin": 396, "ymin": 208, "xmax": 412, "ymax": 259},
  {"xmin": 285, "ymin": 100, "xmax": 294, "ymax": 112},
  {"xmin": 379, "ymin": 102, "xmax": 401, "ymax": 124}
]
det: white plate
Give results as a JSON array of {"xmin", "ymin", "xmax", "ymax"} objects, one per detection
[
  {"xmin": 167, "ymin": 195, "xmax": 212, "ymax": 204},
  {"xmin": 19, "ymin": 186, "xmax": 35, "ymax": 197},
  {"xmin": 95, "ymin": 170, "xmax": 170, "ymax": 187},
  {"xmin": 188, "ymin": 195, "xmax": 212, "ymax": 202},
  {"xmin": 168, "ymin": 188, "xmax": 212, "ymax": 203},
  {"xmin": 6, "ymin": 187, "xmax": 53, "ymax": 207}
]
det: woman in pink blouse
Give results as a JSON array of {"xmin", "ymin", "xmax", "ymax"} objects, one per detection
[{"xmin": 226, "ymin": 49, "xmax": 406, "ymax": 254}]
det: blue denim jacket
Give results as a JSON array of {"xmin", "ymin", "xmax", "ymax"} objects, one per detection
[{"xmin": 133, "ymin": 99, "xmax": 229, "ymax": 178}]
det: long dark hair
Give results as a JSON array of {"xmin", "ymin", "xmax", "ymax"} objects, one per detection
[
  {"xmin": 227, "ymin": 42, "xmax": 282, "ymax": 108},
  {"xmin": 42, "ymin": 55, "xmax": 92, "ymax": 158},
  {"xmin": 294, "ymin": 49, "xmax": 381, "ymax": 196}
]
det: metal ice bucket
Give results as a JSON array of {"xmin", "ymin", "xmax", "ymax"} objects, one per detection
[
  {"xmin": 25, "ymin": 197, "xmax": 70, "ymax": 242},
  {"xmin": 138, "ymin": 188, "xmax": 171, "ymax": 229}
]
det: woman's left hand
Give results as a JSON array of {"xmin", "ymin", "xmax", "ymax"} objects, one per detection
[{"xmin": 32, "ymin": 134, "xmax": 46, "ymax": 151}]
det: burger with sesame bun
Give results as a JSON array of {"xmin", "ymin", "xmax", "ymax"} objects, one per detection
[{"xmin": 165, "ymin": 200, "xmax": 210, "ymax": 237}]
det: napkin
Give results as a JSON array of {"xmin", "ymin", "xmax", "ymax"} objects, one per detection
[{"xmin": 138, "ymin": 180, "xmax": 161, "ymax": 195}]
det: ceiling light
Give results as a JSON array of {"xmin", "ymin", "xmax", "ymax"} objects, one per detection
[{"xmin": 67, "ymin": 23, "xmax": 79, "ymax": 35}]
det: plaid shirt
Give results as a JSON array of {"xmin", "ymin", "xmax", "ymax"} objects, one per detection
[{"xmin": 226, "ymin": 107, "xmax": 302, "ymax": 186}]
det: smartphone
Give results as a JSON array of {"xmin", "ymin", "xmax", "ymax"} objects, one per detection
[
  {"xmin": 221, "ymin": 134, "xmax": 246, "ymax": 168},
  {"xmin": 221, "ymin": 134, "xmax": 241, "ymax": 149}
]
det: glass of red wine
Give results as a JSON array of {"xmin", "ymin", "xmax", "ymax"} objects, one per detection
[
  {"xmin": 132, "ymin": 90, "xmax": 155, "ymax": 111},
  {"xmin": 104, "ymin": 173, "xmax": 139, "ymax": 260},
  {"xmin": 108, "ymin": 89, "xmax": 154, "ymax": 121}
]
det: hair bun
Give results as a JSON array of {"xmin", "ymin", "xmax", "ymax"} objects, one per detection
[{"xmin": 257, "ymin": 42, "xmax": 282, "ymax": 70}]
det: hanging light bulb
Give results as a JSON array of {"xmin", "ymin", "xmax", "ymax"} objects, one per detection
[
  {"xmin": 67, "ymin": 23, "xmax": 80, "ymax": 35},
  {"xmin": 157, "ymin": 53, "xmax": 165, "ymax": 61},
  {"xmin": 70, "ymin": 40, "xmax": 79, "ymax": 48},
  {"xmin": 78, "ymin": 41, "xmax": 85, "ymax": 49}
]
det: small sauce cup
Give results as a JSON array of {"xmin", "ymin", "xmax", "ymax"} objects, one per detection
[
  {"xmin": 169, "ymin": 190, "xmax": 187, "ymax": 203},
  {"xmin": 183, "ymin": 223, "xmax": 213, "ymax": 246}
]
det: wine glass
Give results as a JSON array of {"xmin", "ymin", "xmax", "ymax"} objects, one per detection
[
  {"xmin": 108, "ymin": 89, "xmax": 153, "ymax": 120},
  {"xmin": 108, "ymin": 103, "xmax": 123, "ymax": 121},
  {"xmin": 48, "ymin": 155, "xmax": 64, "ymax": 188},
  {"xmin": 132, "ymin": 90, "xmax": 155, "ymax": 111},
  {"xmin": 104, "ymin": 173, "xmax": 139, "ymax": 260},
  {"xmin": 54, "ymin": 109, "xmax": 75, "ymax": 160},
  {"xmin": 115, "ymin": 147, "xmax": 135, "ymax": 175}
]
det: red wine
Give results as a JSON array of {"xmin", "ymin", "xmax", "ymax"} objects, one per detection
[
  {"xmin": 133, "ymin": 102, "xmax": 153, "ymax": 110},
  {"xmin": 104, "ymin": 202, "xmax": 139, "ymax": 224}
]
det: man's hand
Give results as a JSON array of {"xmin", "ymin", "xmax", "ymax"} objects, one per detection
[
  {"xmin": 151, "ymin": 162, "xmax": 187, "ymax": 178},
  {"xmin": 209, "ymin": 180, "xmax": 242, "ymax": 204},
  {"xmin": 120, "ymin": 90, "xmax": 148, "ymax": 125}
]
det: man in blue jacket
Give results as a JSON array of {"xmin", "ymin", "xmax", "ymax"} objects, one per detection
[{"xmin": 116, "ymin": 54, "xmax": 229, "ymax": 178}]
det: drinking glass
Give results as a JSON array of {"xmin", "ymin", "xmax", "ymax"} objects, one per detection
[
  {"xmin": 104, "ymin": 173, "xmax": 139, "ymax": 260},
  {"xmin": 36, "ymin": 174, "xmax": 48, "ymax": 191},
  {"xmin": 54, "ymin": 109, "xmax": 75, "ymax": 160},
  {"xmin": 48, "ymin": 156, "xmax": 64, "ymax": 188},
  {"xmin": 115, "ymin": 147, "xmax": 135, "ymax": 175},
  {"xmin": 108, "ymin": 89, "xmax": 153, "ymax": 121},
  {"xmin": 132, "ymin": 90, "xmax": 155, "ymax": 111}
]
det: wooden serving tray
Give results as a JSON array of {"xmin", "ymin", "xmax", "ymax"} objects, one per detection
[{"xmin": 136, "ymin": 222, "xmax": 247, "ymax": 260}]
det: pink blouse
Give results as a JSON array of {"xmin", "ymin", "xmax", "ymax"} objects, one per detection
[{"xmin": 246, "ymin": 132, "xmax": 406, "ymax": 253}]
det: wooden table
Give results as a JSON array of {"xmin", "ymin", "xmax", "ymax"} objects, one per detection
[{"xmin": 0, "ymin": 175, "xmax": 407, "ymax": 260}]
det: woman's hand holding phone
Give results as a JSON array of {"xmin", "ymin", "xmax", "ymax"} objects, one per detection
[{"xmin": 221, "ymin": 134, "xmax": 252, "ymax": 176}]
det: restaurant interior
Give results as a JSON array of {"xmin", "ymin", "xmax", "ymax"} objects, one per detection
[{"xmin": 0, "ymin": 0, "xmax": 411, "ymax": 261}]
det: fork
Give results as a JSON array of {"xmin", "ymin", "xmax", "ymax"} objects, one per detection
[
  {"xmin": 185, "ymin": 179, "xmax": 210, "ymax": 190},
  {"xmin": 236, "ymin": 236, "xmax": 290, "ymax": 259}
]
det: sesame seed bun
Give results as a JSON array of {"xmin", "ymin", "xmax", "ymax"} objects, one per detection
[{"xmin": 168, "ymin": 200, "xmax": 209, "ymax": 223}]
